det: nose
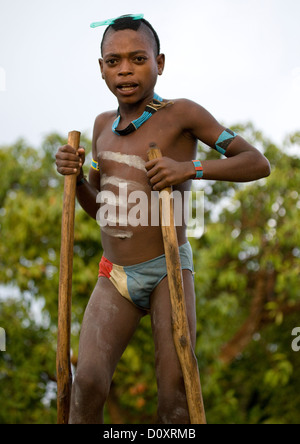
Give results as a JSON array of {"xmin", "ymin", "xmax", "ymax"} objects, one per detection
[{"xmin": 118, "ymin": 59, "xmax": 133, "ymax": 76}]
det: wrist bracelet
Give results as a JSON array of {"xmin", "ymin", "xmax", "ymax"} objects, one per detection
[{"xmin": 192, "ymin": 160, "xmax": 203, "ymax": 180}]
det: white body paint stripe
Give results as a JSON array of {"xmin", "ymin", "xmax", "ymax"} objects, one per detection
[{"xmin": 100, "ymin": 151, "xmax": 146, "ymax": 172}]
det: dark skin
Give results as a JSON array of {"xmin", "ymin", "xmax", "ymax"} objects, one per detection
[{"xmin": 56, "ymin": 25, "xmax": 271, "ymax": 424}]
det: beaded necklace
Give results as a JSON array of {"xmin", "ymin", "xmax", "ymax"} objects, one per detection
[{"xmin": 112, "ymin": 93, "xmax": 170, "ymax": 136}]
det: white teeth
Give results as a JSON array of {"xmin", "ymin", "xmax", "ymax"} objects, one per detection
[{"xmin": 119, "ymin": 85, "xmax": 136, "ymax": 91}]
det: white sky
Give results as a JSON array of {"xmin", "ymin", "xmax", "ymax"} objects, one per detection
[{"xmin": 0, "ymin": 0, "xmax": 300, "ymax": 148}]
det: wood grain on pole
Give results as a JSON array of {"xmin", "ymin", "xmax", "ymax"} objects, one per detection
[
  {"xmin": 148, "ymin": 144, "xmax": 206, "ymax": 424},
  {"xmin": 57, "ymin": 130, "xmax": 81, "ymax": 424}
]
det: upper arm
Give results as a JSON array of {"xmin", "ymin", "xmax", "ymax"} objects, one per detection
[
  {"xmin": 88, "ymin": 114, "xmax": 104, "ymax": 191},
  {"xmin": 179, "ymin": 99, "xmax": 265, "ymax": 159},
  {"xmin": 179, "ymin": 99, "xmax": 225, "ymax": 148},
  {"xmin": 88, "ymin": 167, "xmax": 100, "ymax": 191}
]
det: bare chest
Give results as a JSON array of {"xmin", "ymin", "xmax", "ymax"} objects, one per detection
[{"xmin": 95, "ymin": 110, "xmax": 197, "ymax": 172}]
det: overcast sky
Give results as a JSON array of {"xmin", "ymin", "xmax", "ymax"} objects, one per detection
[{"xmin": 0, "ymin": 0, "xmax": 300, "ymax": 149}]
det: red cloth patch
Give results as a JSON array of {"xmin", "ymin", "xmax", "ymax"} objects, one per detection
[{"xmin": 98, "ymin": 256, "xmax": 113, "ymax": 278}]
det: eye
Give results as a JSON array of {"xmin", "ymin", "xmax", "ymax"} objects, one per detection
[
  {"xmin": 106, "ymin": 58, "xmax": 118, "ymax": 66},
  {"xmin": 134, "ymin": 56, "xmax": 147, "ymax": 64}
]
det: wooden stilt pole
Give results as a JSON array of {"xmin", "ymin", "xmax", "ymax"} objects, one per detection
[
  {"xmin": 148, "ymin": 144, "xmax": 206, "ymax": 424},
  {"xmin": 56, "ymin": 130, "xmax": 81, "ymax": 424}
]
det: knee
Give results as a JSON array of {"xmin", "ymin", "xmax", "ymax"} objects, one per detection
[{"xmin": 72, "ymin": 367, "xmax": 110, "ymax": 408}]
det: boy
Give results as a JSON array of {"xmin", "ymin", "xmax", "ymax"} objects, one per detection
[{"xmin": 55, "ymin": 15, "xmax": 270, "ymax": 424}]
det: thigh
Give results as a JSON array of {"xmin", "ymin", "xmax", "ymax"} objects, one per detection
[
  {"xmin": 76, "ymin": 277, "xmax": 145, "ymax": 382},
  {"xmin": 150, "ymin": 270, "xmax": 197, "ymax": 383}
]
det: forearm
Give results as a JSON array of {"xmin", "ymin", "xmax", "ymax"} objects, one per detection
[
  {"xmin": 187, "ymin": 151, "xmax": 270, "ymax": 183},
  {"xmin": 76, "ymin": 174, "xmax": 100, "ymax": 219}
]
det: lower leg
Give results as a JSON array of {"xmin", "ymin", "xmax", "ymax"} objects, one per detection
[
  {"xmin": 69, "ymin": 278, "xmax": 145, "ymax": 424},
  {"xmin": 151, "ymin": 270, "xmax": 197, "ymax": 424},
  {"xmin": 156, "ymin": 374, "xmax": 190, "ymax": 424},
  {"xmin": 69, "ymin": 367, "xmax": 108, "ymax": 424}
]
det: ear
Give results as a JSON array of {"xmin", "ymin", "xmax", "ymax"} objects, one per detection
[
  {"xmin": 98, "ymin": 58, "xmax": 105, "ymax": 79},
  {"xmin": 156, "ymin": 54, "xmax": 165, "ymax": 76}
]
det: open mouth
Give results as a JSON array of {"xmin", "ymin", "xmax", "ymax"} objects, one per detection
[{"xmin": 117, "ymin": 83, "xmax": 138, "ymax": 92}]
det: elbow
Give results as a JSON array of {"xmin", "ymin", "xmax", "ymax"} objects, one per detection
[
  {"xmin": 260, "ymin": 156, "xmax": 271, "ymax": 178},
  {"xmin": 251, "ymin": 151, "xmax": 271, "ymax": 179}
]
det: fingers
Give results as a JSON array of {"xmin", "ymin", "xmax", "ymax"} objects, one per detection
[
  {"xmin": 77, "ymin": 147, "xmax": 86, "ymax": 162},
  {"xmin": 145, "ymin": 157, "xmax": 173, "ymax": 190},
  {"xmin": 148, "ymin": 171, "xmax": 167, "ymax": 190},
  {"xmin": 55, "ymin": 144, "xmax": 85, "ymax": 176},
  {"xmin": 145, "ymin": 158, "xmax": 157, "ymax": 173}
]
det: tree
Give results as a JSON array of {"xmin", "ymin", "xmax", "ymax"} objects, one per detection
[
  {"xmin": 0, "ymin": 134, "xmax": 98, "ymax": 423},
  {"xmin": 191, "ymin": 123, "xmax": 300, "ymax": 423},
  {"xmin": 0, "ymin": 125, "xmax": 299, "ymax": 424}
]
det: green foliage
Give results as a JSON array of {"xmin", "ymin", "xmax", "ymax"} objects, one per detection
[
  {"xmin": 191, "ymin": 123, "xmax": 300, "ymax": 424},
  {"xmin": 0, "ymin": 125, "xmax": 300, "ymax": 424},
  {"xmin": 0, "ymin": 298, "xmax": 56, "ymax": 424}
]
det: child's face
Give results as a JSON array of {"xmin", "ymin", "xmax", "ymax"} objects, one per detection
[{"xmin": 99, "ymin": 28, "xmax": 165, "ymax": 104}]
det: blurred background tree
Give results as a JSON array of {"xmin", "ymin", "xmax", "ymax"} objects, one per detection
[{"xmin": 0, "ymin": 124, "xmax": 299, "ymax": 424}]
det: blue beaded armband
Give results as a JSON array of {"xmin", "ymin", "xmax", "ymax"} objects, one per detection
[
  {"xmin": 91, "ymin": 158, "xmax": 100, "ymax": 171},
  {"xmin": 215, "ymin": 129, "xmax": 237, "ymax": 155}
]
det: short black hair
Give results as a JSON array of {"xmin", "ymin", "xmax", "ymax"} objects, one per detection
[{"xmin": 101, "ymin": 15, "xmax": 160, "ymax": 57}]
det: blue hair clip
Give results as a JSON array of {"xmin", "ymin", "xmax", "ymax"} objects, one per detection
[{"xmin": 90, "ymin": 14, "xmax": 144, "ymax": 28}]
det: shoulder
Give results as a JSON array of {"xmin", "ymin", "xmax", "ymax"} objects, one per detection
[
  {"xmin": 165, "ymin": 98, "xmax": 217, "ymax": 130},
  {"xmin": 93, "ymin": 110, "xmax": 116, "ymax": 134},
  {"xmin": 91, "ymin": 110, "xmax": 116, "ymax": 156},
  {"xmin": 165, "ymin": 98, "xmax": 209, "ymax": 120},
  {"xmin": 163, "ymin": 98, "xmax": 223, "ymax": 144}
]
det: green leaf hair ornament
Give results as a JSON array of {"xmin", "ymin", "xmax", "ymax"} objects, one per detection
[{"xmin": 90, "ymin": 14, "xmax": 144, "ymax": 28}]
